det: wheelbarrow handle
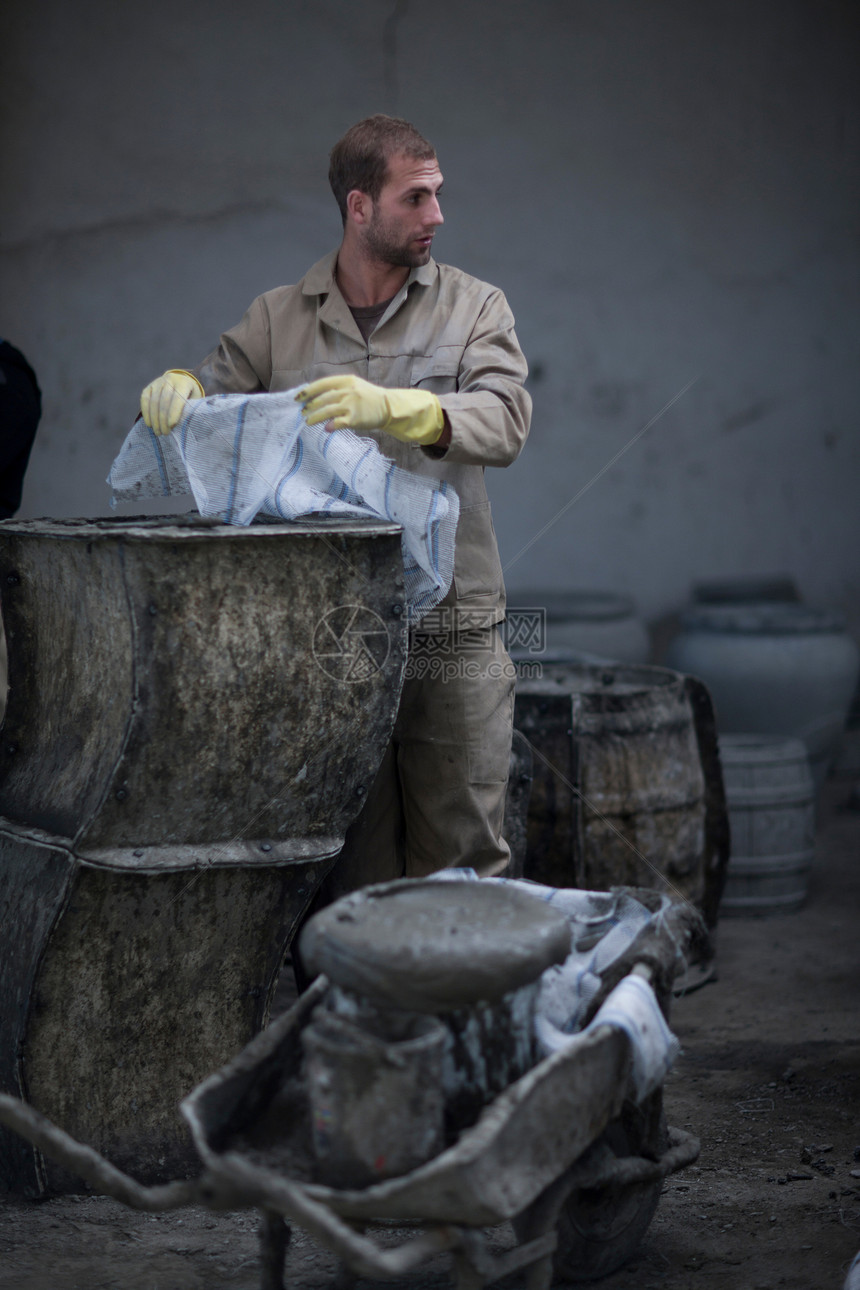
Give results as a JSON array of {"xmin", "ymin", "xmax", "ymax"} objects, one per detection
[
  {"xmin": 0, "ymin": 1091, "xmax": 464, "ymax": 1282},
  {"xmin": 0, "ymin": 1093, "xmax": 197, "ymax": 1211},
  {"xmin": 203, "ymin": 1150, "xmax": 466, "ymax": 1279}
]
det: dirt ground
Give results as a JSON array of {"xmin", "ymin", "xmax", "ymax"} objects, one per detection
[{"xmin": 1, "ymin": 779, "xmax": 858, "ymax": 1290}]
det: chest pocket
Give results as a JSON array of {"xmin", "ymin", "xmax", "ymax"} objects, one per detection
[{"xmin": 409, "ymin": 355, "xmax": 460, "ymax": 395}]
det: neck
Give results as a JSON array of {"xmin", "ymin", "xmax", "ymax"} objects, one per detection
[{"xmin": 335, "ymin": 233, "xmax": 410, "ymax": 307}]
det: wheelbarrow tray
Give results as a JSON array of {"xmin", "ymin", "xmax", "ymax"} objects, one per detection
[
  {"xmin": 0, "ymin": 892, "xmax": 700, "ymax": 1288},
  {"xmin": 182, "ymin": 975, "xmax": 633, "ymax": 1228}
]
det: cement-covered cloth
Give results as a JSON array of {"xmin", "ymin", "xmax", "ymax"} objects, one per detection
[
  {"xmin": 432, "ymin": 870, "xmax": 682, "ymax": 1102},
  {"xmin": 107, "ymin": 391, "xmax": 460, "ymax": 623}
]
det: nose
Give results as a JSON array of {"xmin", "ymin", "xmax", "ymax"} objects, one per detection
[{"xmin": 426, "ymin": 196, "xmax": 444, "ymax": 227}]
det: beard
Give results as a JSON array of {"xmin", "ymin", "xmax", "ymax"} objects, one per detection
[{"xmin": 364, "ymin": 209, "xmax": 431, "ymax": 268}]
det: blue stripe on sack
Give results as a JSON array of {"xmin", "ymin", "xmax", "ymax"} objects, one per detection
[
  {"xmin": 350, "ymin": 446, "xmax": 374, "ymax": 491},
  {"xmin": 225, "ymin": 400, "xmax": 248, "ymax": 525},
  {"xmin": 408, "ymin": 557, "xmax": 439, "ymax": 613},
  {"xmin": 427, "ymin": 487, "xmax": 440, "ymax": 574},
  {"xmin": 383, "ymin": 465, "xmax": 394, "ymax": 519},
  {"xmin": 410, "ymin": 588, "xmax": 434, "ymax": 616},
  {"xmin": 274, "ymin": 438, "xmax": 305, "ymax": 517},
  {"xmin": 146, "ymin": 424, "xmax": 171, "ymax": 495},
  {"xmin": 283, "ymin": 438, "xmax": 304, "ymax": 482}
]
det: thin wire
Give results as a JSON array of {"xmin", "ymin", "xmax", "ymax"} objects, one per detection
[
  {"xmin": 503, "ymin": 375, "xmax": 701, "ymax": 576},
  {"xmin": 149, "ymin": 385, "xmax": 702, "ymax": 913}
]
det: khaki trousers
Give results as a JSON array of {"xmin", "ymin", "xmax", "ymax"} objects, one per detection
[{"xmin": 320, "ymin": 625, "xmax": 516, "ymax": 903}]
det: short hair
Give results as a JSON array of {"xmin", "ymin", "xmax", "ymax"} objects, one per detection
[{"xmin": 329, "ymin": 115, "xmax": 436, "ymax": 222}]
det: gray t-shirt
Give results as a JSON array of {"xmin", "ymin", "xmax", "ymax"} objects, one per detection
[{"xmin": 349, "ymin": 295, "xmax": 397, "ymax": 343}]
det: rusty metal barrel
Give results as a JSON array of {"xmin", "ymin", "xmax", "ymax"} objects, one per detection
[
  {"xmin": 514, "ymin": 662, "xmax": 729, "ymax": 927},
  {"xmin": 0, "ymin": 514, "xmax": 406, "ymax": 1195}
]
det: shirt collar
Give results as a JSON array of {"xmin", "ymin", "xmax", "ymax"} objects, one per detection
[{"xmin": 301, "ymin": 249, "xmax": 436, "ymax": 298}]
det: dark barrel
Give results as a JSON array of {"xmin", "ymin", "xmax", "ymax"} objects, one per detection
[{"xmin": 514, "ymin": 662, "xmax": 728, "ymax": 925}]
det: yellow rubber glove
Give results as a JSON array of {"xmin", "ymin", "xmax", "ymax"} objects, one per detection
[
  {"xmin": 140, "ymin": 369, "xmax": 204, "ymax": 436},
  {"xmin": 297, "ymin": 374, "xmax": 444, "ymax": 446}
]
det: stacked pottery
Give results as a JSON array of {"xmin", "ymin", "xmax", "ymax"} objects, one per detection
[
  {"xmin": 666, "ymin": 597, "xmax": 860, "ymax": 916},
  {"xmin": 665, "ymin": 602, "xmax": 860, "ymax": 791}
]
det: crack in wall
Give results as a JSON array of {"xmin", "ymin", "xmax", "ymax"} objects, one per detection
[{"xmin": 0, "ymin": 197, "xmax": 300, "ymax": 258}]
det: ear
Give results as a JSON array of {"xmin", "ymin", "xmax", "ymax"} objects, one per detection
[{"xmin": 346, "ymin": 188, "xmax": 372, "ymax": 226}]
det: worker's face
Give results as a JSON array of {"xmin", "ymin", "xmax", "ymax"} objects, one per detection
[{"xmin": 364, "ymin": 153, "xmax": 444, "ymax": 268}]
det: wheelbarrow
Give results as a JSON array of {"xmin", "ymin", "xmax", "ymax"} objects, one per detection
[{"xmin": 0, "ymin": 881, "xmax": 703, "ymax": 1288}]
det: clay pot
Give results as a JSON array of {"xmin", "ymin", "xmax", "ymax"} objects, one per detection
[{"xmin": 665, "ymin": 603, "xmax": 860, "ymax": 788}]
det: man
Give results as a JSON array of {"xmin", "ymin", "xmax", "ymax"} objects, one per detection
[{"xmin": 140, "ymin": 114, "xmax": 531, "ymax": 894}]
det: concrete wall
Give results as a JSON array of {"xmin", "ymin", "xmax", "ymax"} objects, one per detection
[{"xmin": 2, "ymin": 0, "xmax": 858, "ymax": 630}]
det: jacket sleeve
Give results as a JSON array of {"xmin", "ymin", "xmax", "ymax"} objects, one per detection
[
  {"xmin": 431, "ymin": 290, "xmax": 531, "ymax": 468},
  {"xmin": 192, "ymin": 296, "xmax": 272, "ymax": 394}
]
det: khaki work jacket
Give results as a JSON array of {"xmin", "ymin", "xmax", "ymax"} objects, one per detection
[{"xmin": 194, "ymin": 251, "xmax": 531, "ymax": 626}]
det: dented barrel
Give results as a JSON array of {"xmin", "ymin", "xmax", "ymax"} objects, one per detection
[
  {"xmin": 0, "ymin": 516, "xmax": 408, "ymax": 855},
  {"xmin": 0, "ymin": 515, "xmax": 407, "ymax": 1194}
]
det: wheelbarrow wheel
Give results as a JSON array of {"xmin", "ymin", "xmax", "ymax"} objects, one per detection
[{"xmin": 515, "ymin": 1100, "xmax": 668, "ymax": 1283}]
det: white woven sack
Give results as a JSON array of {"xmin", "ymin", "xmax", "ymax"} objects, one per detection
[{"xmin": 108, "ymin": 390, "xmax": 460, "ymax": 623}]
